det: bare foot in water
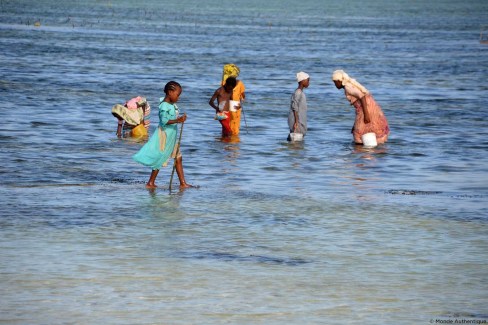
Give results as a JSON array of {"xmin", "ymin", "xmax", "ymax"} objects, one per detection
[
  {"xmin": 146, "ymin": 183, "xmax": 157, "ymax": 189},
  {"xmin": 180, "ymin": 182, "xmax": 194, "ymax": 189}
]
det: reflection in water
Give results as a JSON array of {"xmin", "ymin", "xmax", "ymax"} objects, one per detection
[
  {"xmin": 220, "ymin": 135, "xmax": 240, "ymax": 144},
  {"xmin": 351, "ymin": 143, "xmax": 389, "ymax": 162},
  {"xmin": 287, "ymin": 140, "xmax": 305, "ymax": 151},
  {"xmin": 340, "ymin": 143, "xmax": 390, "ymax": 200},
  {"xmin": 220, "ymin": 136, "xmax": 241, "ymax": 164},
  {"xmin": 146, "ymin": 187, "xmax": 183, "ymax": 218}
]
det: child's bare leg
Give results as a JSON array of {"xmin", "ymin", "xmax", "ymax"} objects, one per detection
[
  {"xmin": 175, "ymin": 156, "xmax": 191, "ymax": 188},
  {"xmin": 146, "ymin": 169, "xmax": 159, "ymax": 188}
]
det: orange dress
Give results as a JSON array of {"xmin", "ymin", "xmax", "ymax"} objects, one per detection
[{"xmin": 228, "ymin": 80, "xmax": 245, "ymax": 136}]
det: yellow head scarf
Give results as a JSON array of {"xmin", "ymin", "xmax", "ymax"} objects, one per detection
[{"xmin": 222, "ymin": 64, "xmax": 240, "ymax": 85}]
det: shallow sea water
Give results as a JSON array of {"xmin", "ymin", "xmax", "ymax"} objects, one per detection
[{"xmin": 1, "ymin": 0, "xmax": 488, "ymax": 324}]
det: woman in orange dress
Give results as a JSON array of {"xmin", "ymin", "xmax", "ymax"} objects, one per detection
[
  {"xmin": 332, "ymin": 70, "xmax": 390, "ymax": 144},
  {"xmin": 222, "ymin": 64, "xmax": 246, "ymax": 136}
]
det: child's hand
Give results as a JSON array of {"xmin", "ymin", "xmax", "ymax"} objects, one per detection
[{"xmin": 178, "ymin": 114, "xmax": 187, "ymax": 123}]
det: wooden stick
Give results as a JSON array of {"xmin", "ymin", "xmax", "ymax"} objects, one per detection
[
  {"xmin": 169, "ymin": 121, "xmax": 185, "ymax": 191},
  {"xmin": 241, "ymin": 103, "xmax": 249, "ymax": 134}
]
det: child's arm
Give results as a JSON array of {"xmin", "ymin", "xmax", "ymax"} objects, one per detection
[
  {"xmin": 159, "ymin": 104, "xmax": 185, "ymax": 127},
  {"xmin": 167, "ymin": 113, "xmax": 187, "ymax": 125},
  {"xmin": 360, "ymin": 96, "xmax": 371, "ymax": 124},
  {"xmin": 293, "ymin": 111, "xmax": 299, "ymax": 132},
  {"xmin": 291, "ymin": 91, "xmax": 300, "ymax": 132},
  {"xmin": 209, "ymin": 90, "xmax": 220, "ymax": 112}
]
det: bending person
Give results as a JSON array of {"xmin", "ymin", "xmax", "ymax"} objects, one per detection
[
  {"xmin": 112, "ymin": 96, "xmax": 150, "ymax": 138},
  {"xmin": 332, "ymin": 70, "xmax": 390, "ymax": 144}
]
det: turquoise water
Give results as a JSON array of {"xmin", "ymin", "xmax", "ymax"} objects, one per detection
[{"xmin": 1, "ymin": 0, "xmax": 488, "ymax": 324}]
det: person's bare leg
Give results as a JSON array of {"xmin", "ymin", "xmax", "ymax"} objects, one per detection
[
  {"xmin": 146, "ymin": 169, "xmax": 159, "ymax": 188},
  {"xmin": 175, "ymin": 156, "xmax": 191, "ymax": 188}
]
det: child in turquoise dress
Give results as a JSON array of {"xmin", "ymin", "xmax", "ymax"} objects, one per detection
[{"xmin": 133, "ymin": 81, "xmax": 191, "ymax": 189}]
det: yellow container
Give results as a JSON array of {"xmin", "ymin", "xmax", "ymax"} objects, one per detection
[{"xmin": 131, "ymin": 124, "xmax": 148, "ymax": 138}]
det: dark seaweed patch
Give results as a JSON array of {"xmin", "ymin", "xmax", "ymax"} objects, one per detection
[
  {"xmin": 386, "ymin": 190, "xmax": 487, "ymax": 199},
  {"xmin": 30, "ymin": 121, "xmax": 52, "ymax": 128},
  {"xmin": 449, "ymin": 194, "xmax": 487, "ymax": 199},
  {"xmin": 386, "ymin": 190, "xmax": 443, "ymax": 196},
  {"xmin": 174, "ymin": 251, "xmax": 310, "ymax": 266}
]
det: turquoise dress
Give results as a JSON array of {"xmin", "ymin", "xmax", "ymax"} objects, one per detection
[{"xmin": 133, "ymin": 99, "xmax": 179, "ymax": 170}]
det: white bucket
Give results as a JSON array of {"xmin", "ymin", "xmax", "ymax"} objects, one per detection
[
  {"xmin": 361, "ymin": 132, "xmax": 377, "ymax": 148},
  {"xmin": 289, "ymin": 132, "xmax": 304, "ymax": 142},
  {"xmin": 229, "ymin": 100, "xmax": 240, "ymax": 112}
]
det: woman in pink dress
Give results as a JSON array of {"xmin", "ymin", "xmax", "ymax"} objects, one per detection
[{"xmin": 332, "ymin": 70, "xmax": 390, "ymax": 144}]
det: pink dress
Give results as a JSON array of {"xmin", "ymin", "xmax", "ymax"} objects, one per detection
[{"xmin": 344, "ymin": 84, "xmax": 390, "ymax": 144}]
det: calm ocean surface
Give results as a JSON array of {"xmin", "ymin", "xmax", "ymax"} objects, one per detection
[{"xmin": 1, "ymin": 0, "xmax": 488, "ymax": 324}]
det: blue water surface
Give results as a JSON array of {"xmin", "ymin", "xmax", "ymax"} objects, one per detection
[{"xmin": 1, "ymin": 0, "xmax": 488, "ymax": 324}]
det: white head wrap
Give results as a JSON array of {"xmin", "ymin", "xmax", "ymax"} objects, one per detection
[
  {"xmin": 296, "ymin": 71, "xmax": 310, "ymax": 83},
  {"xmin": 332, "ymin": 70, "xmax": 369, "ymax": 94}
]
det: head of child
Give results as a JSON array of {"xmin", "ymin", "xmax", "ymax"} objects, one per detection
[
  {"xmin": 224, "ymin": 77, "xmax": 237, "ymax": 93},
  {"xmin": 296, "ymin": 72, "xmax": 310, "ymax": 88},
  {"xmin": 164, "ymin": 81, "xmax": 182, "ymax": 103}
]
